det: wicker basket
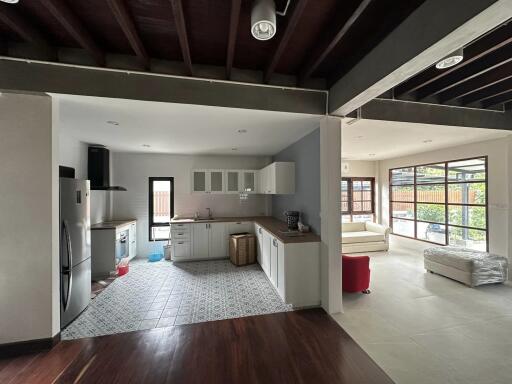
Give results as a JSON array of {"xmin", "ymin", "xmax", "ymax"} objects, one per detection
[{"xmin": 229, "ymin": 233, "xmax": 256, "ymax": 266}]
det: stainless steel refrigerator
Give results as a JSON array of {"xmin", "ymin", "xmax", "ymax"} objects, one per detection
[{"xmin": 60, "ymin": 178, "xmax": 91, "ymax": 329}]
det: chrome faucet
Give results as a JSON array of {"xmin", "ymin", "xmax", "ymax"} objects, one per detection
[{"xmin": 206, "ymin": 208, "xmax": 212, "ymax": 218}]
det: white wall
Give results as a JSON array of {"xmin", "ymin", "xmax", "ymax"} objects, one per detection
[
  {"xmin": 378, "ymin": 137, "xmax": 511, "ymax": 274},
  {"xmin": 111, "ymin": 152, "xmax": 271, "ymax": 257},
  {"xmin": 341, "ymin": 160, "xmax": 377, "ymax": 178},
  {"xmin": 58, "ymin": 116, "xmax": 111, "ymax": 224},
  {"xmin": 0, "ymin": 92, "xmax": 60, "ymax": 343}
]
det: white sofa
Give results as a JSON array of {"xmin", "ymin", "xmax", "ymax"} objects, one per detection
[{"xmin": 342, "ymin": 222, "xmax": 391, "ymax": 253}]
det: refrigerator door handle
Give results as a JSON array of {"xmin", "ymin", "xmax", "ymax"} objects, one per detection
[{"xmin": 62, "ymin": 220, "xmax": 73, "ymax": 311}]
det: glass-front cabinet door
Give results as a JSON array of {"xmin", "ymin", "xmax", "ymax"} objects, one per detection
[
  {"xmin": 192, "ymin": 170, "xmax": 207, "ymax": 193},
  {"xmin": 226, "ymin": 171, "xmax": 240, "ymax": 193},
  {"xmin": 209, "ymin": 170, "xmax": 224, "ymax": 193},
  {"xmin": 242, "ymin": 171, "xmax": 257, "ymax": 193}
]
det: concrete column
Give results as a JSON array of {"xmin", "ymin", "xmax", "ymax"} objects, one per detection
[
  {"xmin": 320, "ymin": 116, "xmax": 342, "ymax": 313},
  {"xmin": 0, "ymin": 92, "xmax": 60, "ymax": 344}
]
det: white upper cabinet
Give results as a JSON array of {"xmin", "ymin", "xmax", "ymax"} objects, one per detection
[
  {"xmin": 226, "ymin": 171, "xmax": 240, "ymax": 193},
  {"xmin": 191, "ymin": 162, "xmax": 294, "ymax": 195},
  {"xmin": 192, "ymin": 170, "xmax": 225, "ymax": 194},
  {"xmin": 209, "ymin": 170, "xmax": 225, "ymax": 194},
  {"xmin": 258, "ymin": 162, "xmax": 295, "ymax": 194},
  {"xmin": 241, "ymin": 170, "xmax": 257, "ymax": 193}
]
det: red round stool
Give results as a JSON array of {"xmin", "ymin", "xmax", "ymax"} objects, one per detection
[{"xmin": 342, "ymin": 255, "xmax": 371, "ymax": 294}]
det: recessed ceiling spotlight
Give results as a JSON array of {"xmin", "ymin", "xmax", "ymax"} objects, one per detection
[
  {"xmin": 436, "ymin": 48, "xmax": 464, "ymax": 69},
  {"xmin": 106, "ymin": 120, "xmax": 119, "ymax": 126},
  {"xmin": 355, "ymin": 135, "xmax": 363, "ymax": 139},
  {"xmin": 231, "ymin": 148, "xmax": 238, "ymax": 151},
  {"xmin": 423, "ymin": 139, "xmax": 433, "ymax": 143},
  {"xmin": 237, "ymin": 129, "xmax": 247, "ymax": 134},
  {"xmin": 142, "ymin": 144, "xmax": 151, "ymax": 148},
  {"xmin": 251, "ymin": 0, "xmax": 276, "ymax": 41},
  {"xmin": 0, "ymin": 0, "xmax": 20, "ymax": 4},
  {"xmin": 368, "ymin": 153, "xmax": 376, "ymax": 157}
]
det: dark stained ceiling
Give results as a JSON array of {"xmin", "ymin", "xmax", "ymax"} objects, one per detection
[
  {"xmin": 0, "ymin": 0, "xmax": 424, "ymax": 89},
  {"xmin": 392, "ymin": 20, "xmax": 512, "ymax": 111}
]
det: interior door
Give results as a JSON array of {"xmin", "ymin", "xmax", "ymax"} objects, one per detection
[
  {"xmin": 192, "ymin": 223, "xmax": 209, "ymax": 258},
  {"xmin": 209, "ymin": 222, "xmax": 227, "ymax": 258}
]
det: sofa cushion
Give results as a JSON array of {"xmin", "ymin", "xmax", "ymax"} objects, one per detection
[
  {"xmin": 342, "ymin": 231, "xmax": 385, "ymax": 244},
  {"xmin": 342, "ymin": 222, "xmax": 366, "ymax": 233}
]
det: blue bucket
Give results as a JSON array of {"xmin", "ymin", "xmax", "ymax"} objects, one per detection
[{"xmin": 148, "ymin": 253, "xmax": 163, "ymax": 262}]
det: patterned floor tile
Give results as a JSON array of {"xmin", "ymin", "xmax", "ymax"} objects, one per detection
[{"xmin": 62, "ymin": 259, "xmax": 292, "ymax": 340}]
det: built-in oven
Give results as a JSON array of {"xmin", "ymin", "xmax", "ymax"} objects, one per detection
[{"xmin": 115, "ymin": 229, "xmax": 129, "ymax": 261}]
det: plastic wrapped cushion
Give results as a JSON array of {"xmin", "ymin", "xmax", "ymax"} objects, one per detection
[{"xmin": 424, "ymin": 247, "xmax": 508, "ymax": 286}]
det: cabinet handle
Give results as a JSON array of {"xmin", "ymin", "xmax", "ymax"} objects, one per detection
[
  {"xmin": 178, "ymin": 233, "xmax": 184, "ymax": 235},
  {"xmin": 178, "ymin": 242, "xmax": 184, "ymax": 245},
  {"xmin": 258, "ymin": 227, "xmax": 262, "ymax": 234},
  {"xmin": 273, "ymin": 238, "xmax": 277, "ymax": 247}
]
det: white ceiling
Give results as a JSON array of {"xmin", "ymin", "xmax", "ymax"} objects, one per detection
[
  {"xmin": 342, "ymin": 119, "xmax": 511, "ymax": 160},
  {"xmin": 54, "ymin": 94, "xmax": 321, "ymax": 156}
]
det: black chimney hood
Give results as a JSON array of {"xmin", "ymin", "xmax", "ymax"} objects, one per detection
[{"xmin": 88, "ymin": 146, "xmax": 127, "ymax": 191}]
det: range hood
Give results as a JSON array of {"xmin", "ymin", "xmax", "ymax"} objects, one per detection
[{"xmin": 88, "ymin": 146, "xmax": 126, "ymax": 191}]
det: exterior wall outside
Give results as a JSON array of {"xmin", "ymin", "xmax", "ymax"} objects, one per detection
[
  {"xmin": 272, "ymin": 128, "xmax": 321, "ymax": 234},
  {"xmin": 111, "ymin": 152, "xmax": 271, "ymax": 257}
]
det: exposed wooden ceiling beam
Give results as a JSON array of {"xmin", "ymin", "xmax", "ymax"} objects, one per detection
[
  {"xmin": 168, "ymin": 0, "xmax": 193, "ymax": 76},
  {"xmin": 438, "ymin": 61, "xmax": 512, "ymax": 103},
  {"xmin": 226, "ymin": 0, "xmax": 241, "ymax": 80},
  {"xmin": 0, "ymin": 5, "xmax": 47, "ymax": 46},
  {"xmin": 299, "ymin": 0, "xmax": 371, "ymax": 84},
  {"xmin": 107, "ymin": 0, "xmax": 149, "ymax": 69},
  {"xmin": 45, "ymin": 0, "xmax": 104, "ymax": 66},
  {"xmin": 417, "ymin": 44, "xmax": 512, "ymax": 100},
  {"xmin": 263, "ymin": 0, "xmax": 309, "ymax": 84},
  {"xmin": 461, "ymin": 77, "xmax": 512, "ymax": 105},
  {"xmin": 482, "ymin": 90, "xmax": 512, "ymax": 109},
  {"xmin": 395, "ymin": 22, "xmax": 512, "ymax": 96}
]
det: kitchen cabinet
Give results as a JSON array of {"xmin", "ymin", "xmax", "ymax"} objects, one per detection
[
  {"xmin": 190, "ymin": 222, "xmax": 227, "ymax": 260},
  {"xmin": 129, "ymin": 222, "xmax": 137, "ymax": 258},
  {"xmin": 209, "ymin": 222, "xmax": 227, "ymax": 258},
  {"xmin": 226, "ymin": 171, "xmax": 240, "ymax": 193},
  {"xmin": 227, "ymin": 221, "xmax": 253, "ymax": 236},
  {"xmin": 255, "ymin": 224, "xmax": 263, "ymax": 265},
  {"xmin": 191, "ymin": 170, "xmax": 225, "ymax": 194},
  {"xmin": 192, "ymin": 223, "xmax": 210, "ymax": 259},
  {"xmin": 258, "ymin": 162, "xmax": 295, "ymax": 194},
  {"xmin": 225, "ymin": 170, "xmax": 258, "ymax": 194},
  {"xmin": 171, "ymin": 223, "xmax": 192, "ymax": 261},
  {"xmin": 261, "ymin": 229, "xmax": 271, "ymax": 277},
  {"xmin": 256, "ymin": 227, "xmax": 319, "ymax": 308}
]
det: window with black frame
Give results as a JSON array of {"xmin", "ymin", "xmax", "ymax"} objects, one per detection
[
  {"xmin": 149, "ymin": 177, "xmax": 174, "ymax": 241},
  {"xmin": 389, "ymin": 157, "xmax": 488, "ymax": 251},
  {"xmin": 341, "ymin": 177, "xmax": 375, "ymax": 223}
]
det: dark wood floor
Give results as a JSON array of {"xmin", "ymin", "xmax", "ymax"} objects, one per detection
[{"xmin": 0, "ymin": 309, "xmax": 393, "ymax": 384}]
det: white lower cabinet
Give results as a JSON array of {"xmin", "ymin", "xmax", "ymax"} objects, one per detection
[
  {"xmin": 191, "ymin": 222, "xmax": 227, "ymax": 260},
  {"xmin": 227, "ymin": 221, "xmax": 253, "ymax": 236},
  {"xmin": 257, "ymin": 228, "xmax": 320, "ymax": 308},
  {"xmin": 261, "ymin": 229, "xmax": 271, "ymax": 277},
  {"xmin": 192, "ymin": 223, "xmax": 210, "ymax": 259},
  {"xmin": 209, "ymin": 222, "xmax": 227, "ymax": 258}
]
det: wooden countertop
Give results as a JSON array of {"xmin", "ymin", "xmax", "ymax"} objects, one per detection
[
  {"xmin": 91, "ymin": 219, "xmax": 136, "ymax": 230},
  {"xmin": 170, "ymin": 216, "xmax": 320, "ymax": 244}
]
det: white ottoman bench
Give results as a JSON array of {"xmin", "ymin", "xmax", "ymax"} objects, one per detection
[{"xmin": 424, "ymin": 247, "xmax": 508, "ymax": 287}]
